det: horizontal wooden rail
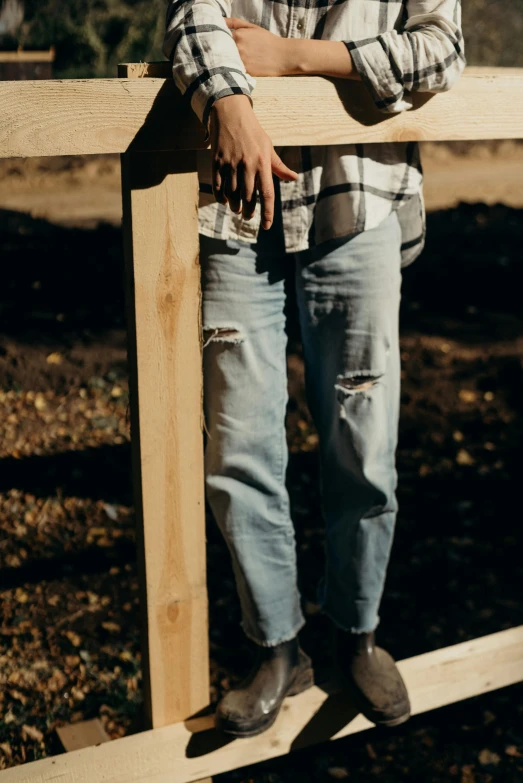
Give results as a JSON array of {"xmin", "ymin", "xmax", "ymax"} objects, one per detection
[
  {"xmin": 0, "ymin": 49, "xmax": 55, "ymax": 63},
  {"xmin": 1, "ymin": 626, "xmax": 523, "ymax": 783},
  {"xmin": 1, "ymin": 67, "xmax": 523, "ymax": 159}
]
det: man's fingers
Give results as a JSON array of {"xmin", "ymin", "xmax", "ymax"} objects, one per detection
[
  {"xmin": 225, "ymin": 17, "xmax": 257, "ymax": 29},
  {"xmin": 242, "ymin": 166, "xmax": 256, "ymax": 204},
  {"xmin": 258, "ymin": 168, "xmax": 275, "ymax": 230},
  {"xmin": 271, "ymin": 150, "xmax": 299, "ymax": 182},
  {"xmin": 212, "ymin": 164, "xmax": 227, "ymax": 205},
  {"xmin": 242, "ymin": 167, "xmax": 257, "ymax": 220},
  {"xmin": 227, "ymin": 167, "xmax": 242, "ymax": 214}
]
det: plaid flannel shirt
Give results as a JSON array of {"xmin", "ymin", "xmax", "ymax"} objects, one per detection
[{"xmin": 164, "ymin": 0, "xmax": 465, "ymax": 263}]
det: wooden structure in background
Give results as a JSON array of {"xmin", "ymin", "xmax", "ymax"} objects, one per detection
[
  {"xmin": 56, "ymin": 720, "xmax": 110, "ymax": 753},
  {"xmin": 0, "ymin": 47, "xmax": 54, "ymax": 80},
  {"xmin": 0, "ymin": 66, "xmax": 522, "ymax": 782}
]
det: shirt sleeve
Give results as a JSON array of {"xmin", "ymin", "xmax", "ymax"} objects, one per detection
[
  {"xmin": 163, "ymin": 0, "xmax": 257, "ymax": 133},
  {"xmin": 345, "ymin": 0, "xmax": 466, "ymax": 114}
]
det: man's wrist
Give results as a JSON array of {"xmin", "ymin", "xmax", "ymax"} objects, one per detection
[
  {"xmin": 285, "ymin": 39, "xmax": 312, "ymax": 75},
  {"xmin": 211, "ymin": 93, "xmax": 252, "ymax": 115}
]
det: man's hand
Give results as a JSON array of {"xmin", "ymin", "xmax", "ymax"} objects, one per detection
[
  {"xmin": 226, "ymin": 18, "xmax": 294, "ymax": 77},
  {"xmin": 209, "ymin": 94, "xmax": 298, "ymax": 229}
]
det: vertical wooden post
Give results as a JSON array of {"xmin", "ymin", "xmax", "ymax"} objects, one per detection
[{"xmin": 121, "ymin": 150, "xmax": 209, "ymax": 730}]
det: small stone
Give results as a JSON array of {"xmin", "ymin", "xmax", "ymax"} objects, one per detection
[
  {"xmin": 103, "ymin": 504, "xmax": 119, "ymax": 522},
  {"xmin": 461, "ymin": 764, "xmax": 475, "ymax": 783},
  {"xmin": 102, "ymin": 622, "xmax": 121, "ymax": 634},
  {"xmin": 15, "ymin": 588, "xmax": 29, "ymax": 604},
  {"xmin": 64, "ymin": 631, "xmax": 82, "ymax": 648},
  {"xmin": 459, "ymin": 389, "xmax": 477, "ymax": 403},
  {"xmin": 456, "ymin": 449, "xmax": 475, "ymax": 466},
  {"xmin": 21, "ymin": 725, "xmax": 44, "ymax": 743},
  {"xmin": 34, "ymin": 393, "xmax": 47, "ymax": 411},
  {"xmin": 327, "ymin": 768, "xmax": 350, "ymax": 779},
  {"xmin": 478, "ymin": 749, "xmax": 501, "ymax": 766}
]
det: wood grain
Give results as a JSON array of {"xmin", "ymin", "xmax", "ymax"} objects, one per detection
[
  {"xmin": 1, "ymin": 68, "xmax": 523, "ymax": 159},
  {"xmin": 121, "ymin": 150, "xmax": 209, "ymax": 730},
  {"xmin": 2, "ymin": 626, "xmax": 523, "ymax": 783}
]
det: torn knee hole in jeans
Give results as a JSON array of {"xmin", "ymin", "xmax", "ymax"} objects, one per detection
[
  {"xmin": 203, "ymin": 326, "xmax": 245, "ymax": 347},
  {"xmin": 335, "ymin": 373, "xmax": 383, "ymax": 395}
]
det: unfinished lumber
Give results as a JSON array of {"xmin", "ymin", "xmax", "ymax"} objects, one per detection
[
  {"xmin": 0, "ymin": 49, "xmax": 55, "ymax": 62},
  {"xmin": 56, "ymin": 720, "xmax": 110, "ymax": 753},
  {"xmin": 1, "ymin": 626, "xmax": 522, "ymax": 783},
  {"xmin": 1, "ymin": 69, "xmax": 523, "ymax": 159},
  {"xmin": 121, "ymin": 149, "xmax": 209, "ymax": 730}
]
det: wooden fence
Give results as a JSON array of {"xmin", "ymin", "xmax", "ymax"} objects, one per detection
[
  {"xmin": 0, "ymin": 65, "xmax": 523, "ymax": 783},
  {"xmin": 0, "ymin": 48, "xmax": 54, "ymax": 80}
]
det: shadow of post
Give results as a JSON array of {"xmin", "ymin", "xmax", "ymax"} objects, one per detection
[{"xmin": 125, "ymin": 81, "xmax": 207, "ymax": 158}]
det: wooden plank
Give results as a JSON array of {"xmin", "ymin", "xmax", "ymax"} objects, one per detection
[
  {"xmin": 56, "ymin": 720, "xmax": 110, "ymax": 752},
  {"xmin": 120, "ymin": 63, "xmax": 523, "ymax": 80},
  {"xmin": 2, "ymin": 626, "xmax": 523, "ymax": 783},
  {"xmin": 1, "ymin": 68, "xmax": 523, "ymax": 159},
  {"xmin": 0, "ymin": 49, "xmax": 55, "ymax": 63},
  {"xmin": 121, "ymin": 149, "xmax": 209, "ymax": 730}
]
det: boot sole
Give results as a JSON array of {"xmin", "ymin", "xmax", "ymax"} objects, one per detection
[
  {"xmin": 377, "ymin": 711, "xmax": 411, "ymax": 728},
  {"xmin": 216, "ymin": 665, "xmax": 315, "ymax": 739}
]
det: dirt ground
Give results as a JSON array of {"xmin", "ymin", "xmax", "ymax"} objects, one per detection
[
  {"xmin": 0, "ymin": 144, "xmax": 522, "ymax": 781},
  {"xmin": 1, "ymin": 142, "xmax": 523, "ymax": 228}
]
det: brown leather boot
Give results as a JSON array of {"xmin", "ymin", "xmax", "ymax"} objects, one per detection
[
  {"xmin": 215, "ymin": 637, "xmax": 314, "ymax": 737},
  {"xmin": 333, "ymin": 629, "xmax": 410, "ymax": 727}
]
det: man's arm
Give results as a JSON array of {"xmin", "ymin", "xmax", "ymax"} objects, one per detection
[
  {"xmin": 227, "ymin": 0, "xmax": 465, "ymax": 110},
  {"xmin": 344, "ymin": 0, "xmax": 466, "ymax": 112},
  {"xmin": 164, "ymin": 0, "xmax": 298, "ymax": 227},
  {"xmin": 225, "ymin": 19, "xmax": 358, "ymax": 80},
  {"xmin": 163, "ymin": 0, "xmax": 255, "ymax": 131}
]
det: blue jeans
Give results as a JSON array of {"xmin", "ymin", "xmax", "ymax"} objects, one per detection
[{"xmin": 201, "ymin": 200, "xmax": 402, "ymax": 647}]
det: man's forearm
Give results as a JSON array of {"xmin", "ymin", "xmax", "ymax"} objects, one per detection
[
  {"xmin": 164, "ymin": 1, "xmax": 256, "ymax": 132},
  {"xmin": 226, "ymin": 19, "xmax": 360, "ymax": 81},
  {"xmin": 284, "ymin": 39, "xmax": 360, "ymax": 80}
]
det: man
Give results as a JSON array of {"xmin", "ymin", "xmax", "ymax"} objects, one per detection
[{"xmin": 164, "ymin": 0, "xmax": 465, "ymax": 738}]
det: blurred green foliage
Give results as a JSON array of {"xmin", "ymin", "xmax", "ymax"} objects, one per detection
[
  {"xmin": 0, "ymin": 0, "xmax": 522, "ymax": 78},
  {"xmin": 0, "ymin": 0, "xmax": 167, "ymax": 77},
  {"xmin": 463, "ymin": 0, "xmax": 523, "ymax": 68}
]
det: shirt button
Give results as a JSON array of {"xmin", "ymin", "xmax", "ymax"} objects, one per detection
[{"xmin": 296, "ymin": 19, "xmax": 304, "ymax": 31}]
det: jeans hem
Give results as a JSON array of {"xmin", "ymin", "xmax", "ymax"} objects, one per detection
[
  {"xmin": 241, "ymin": 617, "xmax": 307, "ymax": 648},
  {"xmin": 322, "ymin": 606, "xmax": 380, "ymax": 635}
]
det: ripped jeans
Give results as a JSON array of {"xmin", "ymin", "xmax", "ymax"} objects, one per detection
[{"xmin": 201, "ymin": 202, "xmax": 402, "ymax": 647}]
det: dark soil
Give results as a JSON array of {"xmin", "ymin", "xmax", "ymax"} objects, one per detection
[{"xmin": 0, "ymin": 202, "xmax": 522, "ymax": 781}]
